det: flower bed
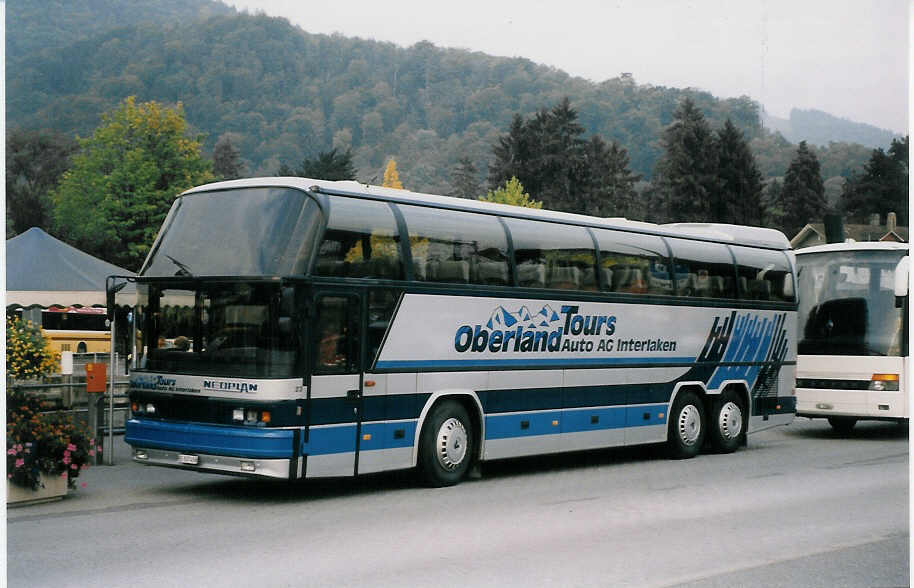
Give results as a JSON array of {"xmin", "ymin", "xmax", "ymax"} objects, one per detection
[{"xmin": 7, "ymin": 388, "xmax": 99, "ymax": 493}]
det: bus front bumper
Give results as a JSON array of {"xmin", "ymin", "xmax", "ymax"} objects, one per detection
[{"xmin": 126, "ymin": 418, "xmax": 299, "ymax": 479}]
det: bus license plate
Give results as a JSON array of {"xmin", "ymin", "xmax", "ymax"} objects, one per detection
[{"xmin": 178, "ymin": 454, "xmax": 199, "ymax": 465}]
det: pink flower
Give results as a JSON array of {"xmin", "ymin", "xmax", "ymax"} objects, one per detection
[
  {"xmin": 88, "ymin": 450, "xmax": 95, "ymax": 457},
  {"xmin": 60, "ymin": 472, "xmax": 68, "ymax": 478},
  {"xmin": 63, "ymin": 456, "xmax": 71, "ymax": 465},
  {"xmin": 70, "ymin": 464, "xmax": 77, "ymax": 470},
  {"xmin": 81, "ymin": 482, "xmax": 87, "ymax": 488},
  {"xmin": 67, "ymin": 443, "xmax": 77, "ymax": 452},
  {"xmin": 7, "ymin": 448, "xmax": 16, "ymax": 456},
  {"xmin": 14, "ymin": 458, "xmax": 24, "ymax": 468}
]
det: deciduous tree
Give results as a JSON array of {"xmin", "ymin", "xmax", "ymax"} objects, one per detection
[
  {"xmin": 52, "ymin": 97, "xmax": 213, "ymax": 270},
  {"xmin": 479, "ymin": 177, "xmax": 542, "ymax": 209},
  {"xmin": 6, "ymin": 129, "xmax": 76, "ymax": 236},
  {"xmin": 383, "ymin": 158, "xmax": 403, "ymax": 189}
]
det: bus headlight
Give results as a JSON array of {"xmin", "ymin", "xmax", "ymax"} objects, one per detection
[{"xmin": 869, "ymin": 374, "xmax": 899, "ymax": 391}]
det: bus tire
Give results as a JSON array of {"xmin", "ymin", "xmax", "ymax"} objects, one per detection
[
  {"xmin": 827, "ymin": 416, "xmax": 857, "ymax": 435},
  {"xmin": 418, "ymin": 400, "xmax": 474, "ymax": 487},
  {"xmin": 667, "ymin": 391, "xmax": 706, "ymax": 459},
  {"xmin": 708, "ymin": 390, "xmax": 745, "ymax": 453}
]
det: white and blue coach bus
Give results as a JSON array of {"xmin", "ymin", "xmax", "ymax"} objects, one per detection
[{"xmin": 123, "ymin": 177, "xmax": 797, "ymax": 486}]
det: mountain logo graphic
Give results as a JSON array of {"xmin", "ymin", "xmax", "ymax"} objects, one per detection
[{"xmin": 486, "ymin": 304, "xmax": 561, "ymax": 330}]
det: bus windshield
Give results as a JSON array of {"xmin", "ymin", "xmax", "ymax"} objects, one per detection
[
  {"xmin": 142, "ymin": 187, "xmax": 321, "ymax": 278},
  {"xmin": 797, "ymin": 249, "xmax": 906, "ymax": 356},
  {"xmin": 135, "ymin": 282, "xmax": 299, "ymax": 378}
]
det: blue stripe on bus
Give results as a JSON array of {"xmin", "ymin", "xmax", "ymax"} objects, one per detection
[
  {"xmin": 375, "ymin": 356, "xmax": 696, "ymax": 369},
  {"xmin": 485, "ymin": 404, "xmax": 668, "ymax": 440},
  {"xmin": 303, "ymin": 421, "xmax": 419, "ymax": 455},
  {"xmin": 125, "ymin": 418, "xmax": 294, "ymax": 459}
]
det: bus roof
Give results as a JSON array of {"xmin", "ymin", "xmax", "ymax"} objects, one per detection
[
  {"xmin": 795, "ymin": 241, "xmax": 909, "ymax": 255},
  {"xmin": 182, "ymin": 177, "xmax": 792, "ymax": 250}
]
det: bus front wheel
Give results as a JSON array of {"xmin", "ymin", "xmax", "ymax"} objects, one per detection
[
  {"xmin": 827, "ymin": 416, "xmax": 857, "ymax": 435},
  {"xmin": 418, "ymin": 400, "xmax": 474, "ymax": 487},
  {"xmin": 708, "ymin": 390, "xmax": 745, "ymax": 453},
  {"xmin": 667, "ymin": 391, "xmax": 706, "ymax": 459}
]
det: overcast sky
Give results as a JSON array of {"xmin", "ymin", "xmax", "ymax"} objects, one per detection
[{"xmin": 229, "ymin": 0, "xmax": 909, "ymax": 134}]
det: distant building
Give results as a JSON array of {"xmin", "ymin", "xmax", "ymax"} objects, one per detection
[{"xmin": 791, "ymin": 212, "xmax": 907, "ymax": 249}]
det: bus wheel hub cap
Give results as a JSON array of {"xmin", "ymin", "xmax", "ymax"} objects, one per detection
[
  {"xmin": 437, "ymin": 417, "xmax": 468, "ymax": 470},
  {"xmin": 718, "ymin": 402, "xmax": 743, "ymax": 440},
  {"xmin": 678, "ymin": 405, "xmax": 701, "ymax": 446}
]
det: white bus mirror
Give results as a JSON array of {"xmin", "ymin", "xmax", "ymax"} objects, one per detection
[
  {"xmin": 782, "ymin": 274, "xmax": 795, "ymax": 300},
  {"xmin": 894, "ymin": 256, "xmax": 908, "ymax": 307},
  {"xmin": 894, "ymin": 256, "xmax": 908, "ymax": 297}
]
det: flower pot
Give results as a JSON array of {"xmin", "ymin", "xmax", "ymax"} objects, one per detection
[{"xmin": 7, "ymin": 473, "xmax": 68, "ymax": 507}]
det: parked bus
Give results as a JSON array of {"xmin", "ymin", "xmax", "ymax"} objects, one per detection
[
  {"xmin": 123, "ymin": 178, "xmax": 797, "ymax": 486},
  {"xmin": 6, "ymin": 306, "xmax": 111, "ymax": 354},
  {"xmin": 795, "ymin": 242, "xmax": 908, "ymax": 433}
]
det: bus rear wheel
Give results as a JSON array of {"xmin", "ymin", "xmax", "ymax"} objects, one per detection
[
  {"xmin": 827, "ymin": 416, "xmax": 857, "ymax": 435},
  {"xmin": 708, "ymin": 390, "xmax": 745, "ymax": 453},
  {"xmin": 418, "ymin": 400, "xmax": 474, "ymax": 487},
  {"xmin": 667, "ymin": 391, "xmax": 706, "ymax": 459}
]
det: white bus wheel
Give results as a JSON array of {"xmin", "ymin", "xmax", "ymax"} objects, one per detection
[
  {"xmin": 418, "ymin": 400, "xmax": 474, "ymax": 487},
  {"xmin": 709, "ymin": 391, "xmax": 745, "ymax": 453},
  {"xmin": 667, "ymin": 391, "xmax": 706, "ymax": 459}
]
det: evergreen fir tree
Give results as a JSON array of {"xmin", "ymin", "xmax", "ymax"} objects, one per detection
[
  {"xmin": 300, "ymin": 148, "xmax": 356, "ymax": 181},
  {"xmin": 782, "ymin": 141, "xmax": 826, "ymax": 236},
  {"xmin": 212, "ymin": 133, "xmax": 245, "ymax": 180},
  {"xmin": 450, "ymin": 156, "xmax": 481, "ymax": 199},
  {"xmin": 840, "ymin": 136, "xmax": 908, "ymax": 225},
  {"xmin": 716, "ymin": 119, "xmax": 762, "ymax": 225},
  {"xmin": 654, "ymin": 97, "xmax": 719, "ymax": 222}
]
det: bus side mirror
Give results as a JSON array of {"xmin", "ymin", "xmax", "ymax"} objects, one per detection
[
  {"xmin": 894, "ymin": 257, "xmax": 909, "ymax": 307},
  {"xmin": 106, "ymin": 277, "xmax": 127, "ymax": 321},
  {"xmin": 782, "ymin": 274, "xmax": 795, "ymax": 300},
  {"xmin": 894, "ymin": 257, "xmax": 908, "ymax": 308}
]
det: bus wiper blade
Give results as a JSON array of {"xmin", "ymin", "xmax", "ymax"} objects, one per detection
[{"xmin": 165, "ymin": 254, "xmax": 194, "ymax": 277}]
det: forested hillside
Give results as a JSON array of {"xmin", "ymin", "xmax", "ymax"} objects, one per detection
[
  {"xmin": 763, "ymin": 109, "xmax": 901, "ymax": 150},
  {"xmin": 6, "ymin": 2, "xmax": 877, "ymax": 196}
]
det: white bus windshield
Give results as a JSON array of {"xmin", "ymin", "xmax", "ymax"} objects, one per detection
[{"xmin": 797, "ymin": 249, "xmax": 906, "ymax": 356}]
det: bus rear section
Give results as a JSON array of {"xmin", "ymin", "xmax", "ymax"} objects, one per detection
[{"xmin": 795, "ymin": 243, "xmax": 908, "ymax": 432}]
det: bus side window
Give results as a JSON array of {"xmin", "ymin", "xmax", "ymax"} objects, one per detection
[
  {"xmin": 313, "ymin": 197, "xmax": 402, "ymax": 280},
  {"xmin": 593, "ymin": 230, "xmax": 672, "ymax": 295},
  {"xmin": 505, "ymin": 218, "xmax": 596, "ymax": 291},
  {"xmin": 731, "ymin": 245, "xmax": 795, "ymax": 303},
  {"xmin": 315, "ymin": 296, "xmax": 360, "ymax": 373},
  {"xmin": 667, "ymin": 238, "xmax": 735, "ymax": 299},
  {"xmin": 397, "ymin": 205, "xmax": 509, "ymax": 286},
  {"xmin": 368, "ymin": 290, "xmax": 400, "ymax": 366}
]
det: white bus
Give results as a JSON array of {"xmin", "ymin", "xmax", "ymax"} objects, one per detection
[
  {"xmin": 123, "ymin": 177, "xmax": 797, "ymax": 486},
  {"xmin": 795, "ymin": 241, "xmax": 909, "ymax": 433}
]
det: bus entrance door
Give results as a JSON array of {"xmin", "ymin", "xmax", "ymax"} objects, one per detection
[{"xmin": 306, "ymin": 293, "xmax": 363, "ymax": 477}]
